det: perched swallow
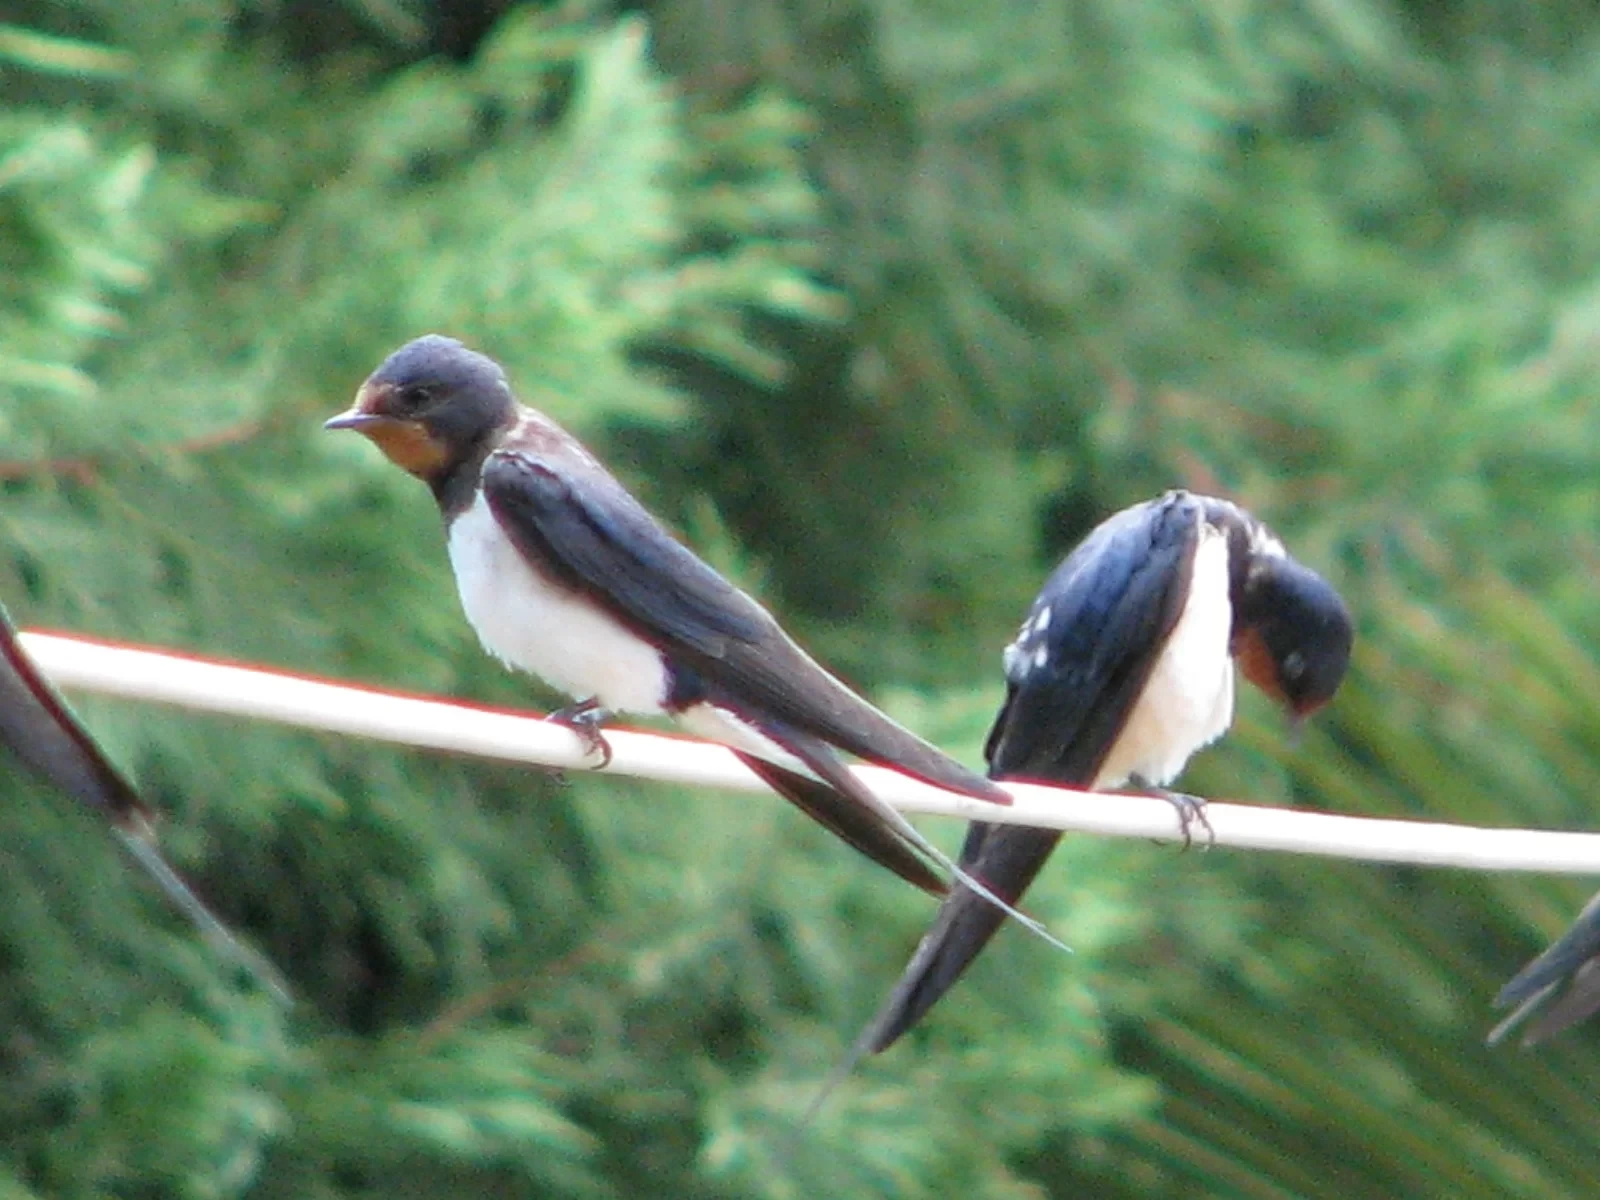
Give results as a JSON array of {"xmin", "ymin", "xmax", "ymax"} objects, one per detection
[
  {"xmin": 0, "ymin": 605, "xmax": 286, "ymax": 999},
  {"xmin": 857, "ymin": 489, "xmax": 1353, "ymax": 1053},
  {"xmin": 1489, "ymin": 890, "xmax": 1600, "ymax": 1046},
  {"xmin": 326, "ymin": 336, "xmax": 1062, "ymax": 938}
]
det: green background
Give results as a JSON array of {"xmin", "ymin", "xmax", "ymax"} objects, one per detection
[{"xmin": 2, "ymin": 1, "xmax": 1598, "ymax": 1196}]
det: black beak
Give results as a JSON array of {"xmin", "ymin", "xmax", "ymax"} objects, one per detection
[
  {"xmin": 1285, "ymin": 713, "xmax": 1307, "ymax": 750},
  {"xmin": 326, "ymin": 380, "xmax": 397, "ymax": 431},
  {"xmin": 324, "ymin": 411, "xmax": 385, "ymax": 432}
]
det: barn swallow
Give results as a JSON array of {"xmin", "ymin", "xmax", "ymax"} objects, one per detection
[
  {"xmin": 0, "ymin": 604, "xmax": 286, "ymax": 999},
  {"xmin": 856, "ymin": 489, "xmax": 1353, "ymax": 1054},
  {"xmin": 1489, "ymin": 891, "xmax": 1600, "ymax": 1046},
  {"xmin": 326, "ymin": 336, "xmax": 1063, "ymax": 943}
]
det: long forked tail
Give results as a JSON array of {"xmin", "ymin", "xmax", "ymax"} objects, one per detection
[
  {"xmin": 756, "ymin": 719, "xmax": 1069, "ymax": 957},
  {"xmin": 115, "ymin": 825, "xmax": 293, "ymax": 1004},
  {"xmin": 0, "ymin": 609, "xmax": 289, "ymax": 1003},
  {"xmin": 734, "ymin": 752, "xmax": 947, "ymax": 895},
  {"xmin": 1490, "ymin": 889, "xmax": 1600, "ymax": 1046},
  {"xmin": 861, "ymin": 825, "xmax": 1062, "ymax": 1053},
  {"xmin": 800, "ymin": 824, "xmax": 1063, "ymax": 1123}
]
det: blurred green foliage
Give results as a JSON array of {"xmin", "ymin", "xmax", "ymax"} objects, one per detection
[{"xmin": 2, "ymin": 0, "xmax": 1600, "ymax": 1196}]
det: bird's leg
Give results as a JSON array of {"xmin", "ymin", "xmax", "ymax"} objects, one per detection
[
  {"xmin": 1132, "ymin": 778, "xmax": 1214, "ymax": 851},
  {"xmin": 546, "ymin": 697, "xmax": 615, "ymax": 768}
]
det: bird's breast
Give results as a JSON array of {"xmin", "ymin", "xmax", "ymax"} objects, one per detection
[
  {"xmin": 446, "ymin": 494, "xmax": 670, "ymax": 714},
  {"xmin": 1094, "ymin": 523, "xmax": 1236, "ymax": 789}
]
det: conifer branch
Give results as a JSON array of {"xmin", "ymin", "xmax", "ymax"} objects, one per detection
[
  {"xmin": 19, "ymin": 629, "xmax": 1600, "ymax": 877},
  {"xmin": 416, "ymin": 941, "xmax": 610, "ymax": 1053},
  {"xmin": 0, "ymin": 419, "xmax": 266, "ymax": 482}
]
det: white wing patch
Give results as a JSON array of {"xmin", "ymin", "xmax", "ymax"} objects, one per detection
[
  {"xmin": 1248, "ymin": 522, "xmax": 1287, "ymax": 561},
  {"xmin": 446, "ymin": 492, "xmax": 671, "ymax": 714},
  {"xmin": 1003, "ymin": 605, "xmax": 1051, "ymax": 684}
]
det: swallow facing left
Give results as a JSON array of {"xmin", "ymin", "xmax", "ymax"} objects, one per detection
[
  {"xmin": 326, "ymin": 336, "xmax": 1061, "ymax": 939},
  {"xmin": 0, "ymin": 605, "xmax": 286, "ymax": 999},
  {"xmin": 856, "ymin": 490, "xmax": 1353, "ymax": 1054},
  {"xmin": 1489, "ymin": 890, "xmax": 1600, "ymax": 1046}
]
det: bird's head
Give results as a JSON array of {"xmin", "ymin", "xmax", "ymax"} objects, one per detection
[
  {"xmin": 325, "ymin": 335, "xmax": 516, "ymax": 482},
  {"xmin": 1235, "ymin": 557, "xmax": 1353, "ymax": 720}
]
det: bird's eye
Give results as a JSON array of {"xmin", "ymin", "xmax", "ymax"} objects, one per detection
[
  {"xmin": 1281, "ymin": 650, "xmax": 1306, "ymax": 680},
  {"xmin": 394, "ymin": 385, "xmax": 434, "ymax": 414}
]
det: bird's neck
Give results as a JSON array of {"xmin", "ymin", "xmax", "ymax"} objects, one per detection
[{"xmin": 431, "ymin": 439, "xmax": 497, "ymax": 519}]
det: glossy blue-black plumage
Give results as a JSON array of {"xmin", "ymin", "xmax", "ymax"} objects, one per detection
[
  {"xmin": 341, "ymin": 336, "xmax": 1020, "ymax": 898},
  {"xmin": 365, "ymin": 335, "xmax": 513, "ymax": 443},
  {"xmin": 863, "ymin": 493, "xmax": 1205, "ymax": 1052},
  {"xmin": 481, "ymin": 450, "xmax": 1001, "ymax": 895},
  {"xmin": 860, "ymin": 491, "xmax": 1351, "ymax": 1055},
  {"xmin": 479, "ymin": 450, "xmax": 998, "ymax": 804},
  {"xmin": 985, "ymin": 494, "xmax": 1201, "ymax": 782},
  {"xmin": 482, "ymin": 452, "xmax": 767, "ymax": 657}
]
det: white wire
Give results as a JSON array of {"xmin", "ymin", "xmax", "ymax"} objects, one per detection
[{"xmin": 20, "ymin": 630, "xmax": 1600, "ymax": 876}]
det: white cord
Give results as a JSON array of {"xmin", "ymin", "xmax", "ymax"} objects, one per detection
[{"xmin": 20, "ymin": 630, "xmax": 1600, "ymax": 876}]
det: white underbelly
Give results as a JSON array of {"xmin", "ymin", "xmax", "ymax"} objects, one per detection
[
  {"xmin": 1094, "ymin": 523, "xmax": 1236, "ymax": 789},
  {"xmin": 446, "ymin": 494, "xmax": 669, "ymax": 714}
]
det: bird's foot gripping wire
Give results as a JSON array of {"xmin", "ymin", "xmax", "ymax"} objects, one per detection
[
  {"xmin": 546, "ymin": 698, "xmax": 615, "ymax": 769},
  {"xmin": 1141, "ymin": 785, "xmax": 1214, "ymax": 850}
]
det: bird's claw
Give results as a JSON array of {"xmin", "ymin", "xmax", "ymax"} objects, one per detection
[
  {"xmin": 546, "ymin": 699, "xmax": 614, "ymax": 768},
  {"xmin": 1153, "ymin": 789, "xmax": 1213, "ymax": 851}
]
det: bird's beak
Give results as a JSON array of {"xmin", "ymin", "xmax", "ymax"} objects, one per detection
[
  {"xmin": 324, "ymin": 382, "xmax": 393, "ymax": 432},
  {"xmin": 1285, "ymin": 714, "xmax": 1306, "ymax": 750},
  {"xmin": 324, "ymin": 411, "xmax": 383, "ymax": 432},
  {"xmin": 323, "ymin": 382, "xmax": 447, "ymax": 477}
]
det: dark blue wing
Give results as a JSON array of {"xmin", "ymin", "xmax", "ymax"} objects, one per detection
[
  {"xmin": 480, "ymin": 449, "xmax": 1004, "ymax": 802},
  {"xmin": 863, "ymin": 492, "xmax": 1203, "ymax": 1053},
  {"xmin": 480, "ymin": 450, "xmax": 767, "ymax": 655},
  {"xmin": 985, "ymin": 492, "xmax": 1201, "ymax": 783},
  {"xmin": 0, "ymin": 610, "xmax": 148, "ymax": 823}
]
